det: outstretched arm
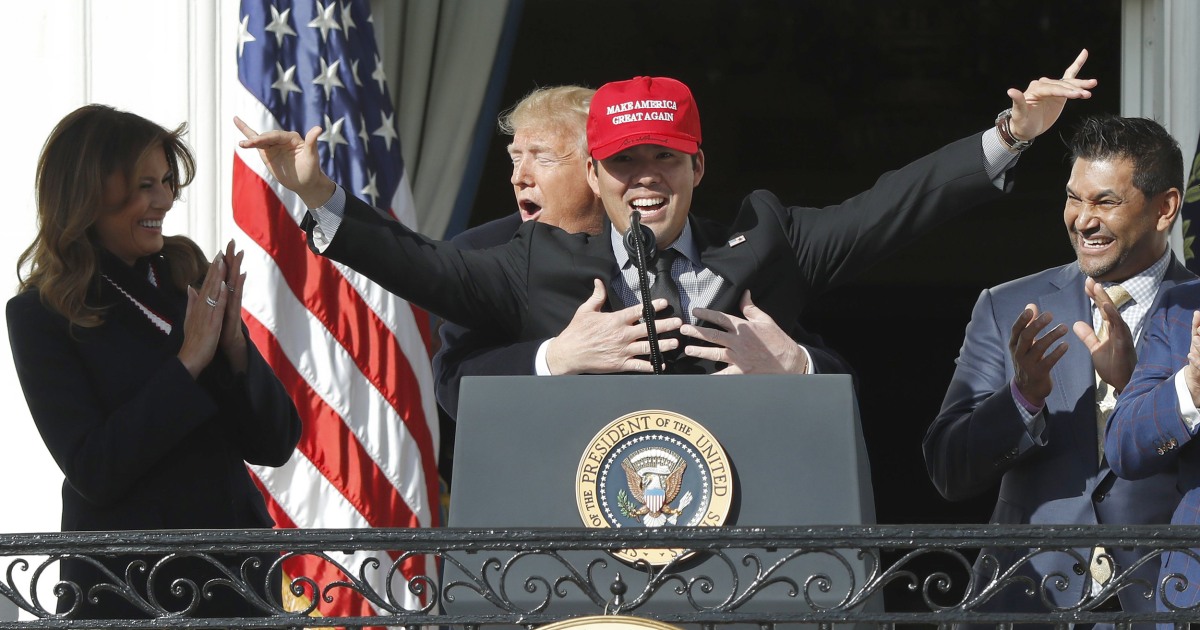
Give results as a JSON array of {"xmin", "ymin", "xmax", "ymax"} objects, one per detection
[
  {"xmin": 236, "ymin": 117, "xmax": 527, "ymax": 337},
  {"xmin": 789, "ymin": 50, "xmax": 1095, "ymax": 297}
]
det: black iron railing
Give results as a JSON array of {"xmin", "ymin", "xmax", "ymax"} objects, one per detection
[{"xmin": 2, "ymin": 525, "xmax": 1199, "ymax": 628}]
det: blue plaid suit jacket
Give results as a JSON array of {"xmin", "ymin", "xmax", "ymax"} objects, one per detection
[{"xmin": 1109, "ymin": 277, "xmax": 1200, "ymax": 610}]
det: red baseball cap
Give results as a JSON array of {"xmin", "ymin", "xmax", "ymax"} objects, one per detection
[{"xmin": 587, "ymin": 76, "xmax": 702, "ymax": 160}]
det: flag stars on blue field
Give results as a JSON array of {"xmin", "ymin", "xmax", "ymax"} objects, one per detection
[
  {"xmin": 320, "ymin": 114, "xmax": 349, "ymax": 158},
  {"xmin": 313, "ymin": 57, "xmax": 344, "ymax": 99},
  {"xmin": 374, "ymin": 112, "xmax": 398, "ymax": 150},
  {"xmin": 358, "ymin": 114, "xmax": 370, "ymax": 146},
  {"xmin": 239, "ymin": 0, "xmax": 404, "ymax": 211},
  {"xmin": 360, "ymin": 172, "xmax": 380, "ymax": 207},
  {"xmin": 340, "ymin": 1, "xmax": 357, "ymax": 33},
  {"xmin": 272, "ymin": 62, "xmax": 301, "ymax": 105},
  {"xmin": 237, "ymin": 15, "xmax": 256, "ymax": 57},
  {"xmin": 308, "ymin": 1, "xmax": 342, "ymax": 42},
  {"xmin": 264, "ymin": 5, "xmax": 296, "ymax": 46},
  {"xmin": 371, "ymin": 54, "xmax": 386, "ymax": 93}
]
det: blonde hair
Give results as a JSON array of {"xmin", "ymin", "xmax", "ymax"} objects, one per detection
[
  {"xmin": 18, "ymin": 104, "xmax": 198, "ymax": 327},
  {"xmin": 498, "ymin": 85, "xmax": 594, "ymax": 153}
]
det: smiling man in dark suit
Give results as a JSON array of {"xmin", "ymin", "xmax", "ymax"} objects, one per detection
[
  {"xmin": 924, "ymin": 115, "xmax": 1190, "ymax": 623},
  {"xmin": 434, "ymin": 85, "xmax": 853, "ymax": 421},
  {"xmin": 235, "ymin": 51, "xmax": 1094, "ymax": 378}
]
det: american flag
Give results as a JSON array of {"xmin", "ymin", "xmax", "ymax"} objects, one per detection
[{"xmin": 231, "ymin": 0, "xmax": 439, "ymax": 621}]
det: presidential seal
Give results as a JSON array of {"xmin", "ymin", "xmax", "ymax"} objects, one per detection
[{"xmin": 575, "ymin": 410, "xmax": 733, "ymax": 565}]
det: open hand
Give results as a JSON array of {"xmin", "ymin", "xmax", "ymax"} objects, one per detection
[
  {"xmin": 1010, "ymin": 303, "xmax": 1069, "ymax": 407},
  {"xmin": 1072, "ymin": 277, "xmax": 1136, "ymax": 392},
  {"xmin": 681, "ymin": 291, "xmax": 808, "ymax": 375},
  {"xmin": 1007, "ymin": 49, "xmax": 1095, "ymax": 142},
  {"xmin": 234, "ymin": 116, "xmax": 336, "ymax": 208},
  {"xmin": 546, "ymin": 279, "xmax": 682, "ymax": 374}
]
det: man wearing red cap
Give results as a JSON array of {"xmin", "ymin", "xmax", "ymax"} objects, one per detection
[
  {"xmin": 236, "ymin": 51, "xmax": 1094, "ymax": 376},
  {"xmin": 433, "ymin": 85, "xmax": 851, "ymax": 422}
]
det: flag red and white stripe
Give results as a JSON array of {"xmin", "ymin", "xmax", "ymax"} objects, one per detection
[{"xmin": 231, "ymin": 0, "xmax": 439, "ymax": 622}]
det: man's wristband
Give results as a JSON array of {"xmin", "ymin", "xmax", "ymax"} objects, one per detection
[{"xmin": 995, "ymin": 108, "xmax": 1033, "ymax": 153}]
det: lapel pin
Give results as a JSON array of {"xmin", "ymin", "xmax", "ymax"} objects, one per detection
[{"xmin": 727, "ymin": 235, "xmax": 746, "ymax": 247}]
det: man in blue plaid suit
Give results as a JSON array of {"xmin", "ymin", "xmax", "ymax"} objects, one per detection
[{"xmin": 1108, "ymin": 206, "xmax": 1200, "ymax": 618}]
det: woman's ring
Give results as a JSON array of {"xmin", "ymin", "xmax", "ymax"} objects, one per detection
[{"xmin": 205, "ymin": 296, "xmax": 218, "ymax": 308}]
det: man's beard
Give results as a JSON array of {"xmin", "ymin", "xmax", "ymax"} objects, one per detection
[{"xmin": 1074, "ymin": 245, "xmax": 1125, "ymax": 280}]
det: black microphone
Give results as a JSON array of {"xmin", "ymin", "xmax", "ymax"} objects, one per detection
[
  {"xmin": 624, "ymin": 212, "xmax": 665, "ymax": 375},
  {"xmin": 623, "ymin": 215, "xmax": 657, "ymax": 263}
]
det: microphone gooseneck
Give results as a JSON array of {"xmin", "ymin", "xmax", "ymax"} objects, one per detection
[
  {"xmin": 623, "ymin": 216, "xmax": 657, "ymax": 262},
  {"xmin": 625, "ymin": 212, "xmax": 664, "ymax": 375}
]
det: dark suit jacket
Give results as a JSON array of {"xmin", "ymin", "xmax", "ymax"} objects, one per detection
[
  {"xmin": 432, "ymin": 213, "xmax": 540, "ymax": 418},
  {"xmin": 6, "ymin": 253, "xmax": 301, "ymax": 618},
  {"xmin": 432, "ymin": 213, "xmax": 857, "ymax": 418},
  {"xmin": 316, "ymin": 132, "xmax": 1004, "ymax": 376},
  {"xmin": 1108, "ymin": 277, "xmax": 1200, "ymax": 610},
  {"xmin": 924, "ymin": 258, "xmax": 1193, "ymax": 615}
]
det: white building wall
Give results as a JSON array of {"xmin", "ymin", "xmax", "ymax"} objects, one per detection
[{"xmin": 0, "ymin": 0, "xmax": 237, "ymax": 542}]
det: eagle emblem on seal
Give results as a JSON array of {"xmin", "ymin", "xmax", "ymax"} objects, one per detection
[{"xmin": 618, "ymin": 447, "xmax": 693, "ymax": 526}]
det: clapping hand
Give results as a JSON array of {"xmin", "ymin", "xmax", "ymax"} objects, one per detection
[
  {"xmin": 1072, "ymin": 277, "xmax": 1136, "ymax": 392},
  {"xmin": 177, "ymin": 240, "xmax": 251, "ymax": 378},
  {"xmin": 178, "ymin": 252, "xmax": 231, "ymax": 379},
  {"xmin": 218, "ymin": 239, "xmax": 249, "ymax": 374},
  {"xmin": 1184, "ymin": 311, "xmax": 1200, "ymax": 407},
  {"xmin": 1010, "ymin": 304, "xmax": 1069, "ymax": 408}
]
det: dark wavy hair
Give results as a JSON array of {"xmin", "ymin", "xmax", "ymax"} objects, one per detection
[
  {"xmin": 17, "ymin": 104, "xmax": 201, "ymax": 327},
  {"xmin": 1068, "ymin": 115, "xmax": 1183, "ymax": 197}
]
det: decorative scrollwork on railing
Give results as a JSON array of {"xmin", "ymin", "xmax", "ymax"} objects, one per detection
[
  {"xmin": 2, "ymin": 551, "xmax": 281, "ymax": 621},
  {"xmin": 4, "ymin": 525, "xmax": 1200, "ymax": 628},
  {"xmin": 864, "ymin": 546, "xmax": 976, "ymax": 611},
  {"xmin": 1160, "ymin": 548, "xmax": 1200, "ymax": 613},
  {"xmin": 280, "ymin": 549, "xmax": 438, "ymax": 617},
  {"xmin": 442, "ymin": 549, "xmax": 607, "ymax": 614}
]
